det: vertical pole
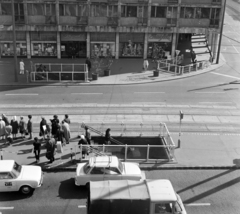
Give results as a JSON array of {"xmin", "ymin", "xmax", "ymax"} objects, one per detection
[
  {"xmin": 124, "ymin": 144, "xmax": 127, "ymax": 161},
  {"xmin": 57, "ymin": 31, "xmax": 61, "ymax": 59},
  {"xmin": 0, "ymin": 149, "xmax": 3, "ymax": 160},
  {"xmin": 115, "ymin": 32, "xmax": 119, "ymax": 59},
  {"xmin": 146, "ymin": 144, "xmax": 149, "ymax": 161},
  {"xmin": 178, "ymin": 117, "xmax": 182, "ymax": 148},
  {"xmin": 11, "ymin": 0, "xmax": 18, "ymax": 82},
  {"xmin": 26, "ymin": 31, "xmax": 31, "ymax": 59}
]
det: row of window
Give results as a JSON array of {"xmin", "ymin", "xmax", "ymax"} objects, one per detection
[{"xmin": 0, "ymin": 3, "xmax": 221, "ymax": 20}]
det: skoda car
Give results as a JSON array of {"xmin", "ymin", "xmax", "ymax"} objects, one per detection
[
  {"xmin": 75, "ymin": 156, "xmax": 145, "ymax": 187},
  {"xmin": 0, "ymin": 160, "xmax": 43, "ymax": 194}
]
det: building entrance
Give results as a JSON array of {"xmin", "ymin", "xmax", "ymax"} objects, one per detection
[{"xmin": 61, "ymin": 41, "xmax": 86, "ymax": 58}]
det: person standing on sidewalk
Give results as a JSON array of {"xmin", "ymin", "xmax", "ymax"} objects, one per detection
[
  {"xmin": 63, "ymin": 114, "xmax": 71, "ymax": 124},
  {"xmin": 105, "ymin": 128, "xmax": 111, "ymax": 145},
  {"xmin": 0, "ymin": 118, "xmax": 6, "ymax": 140},
  {"xmin": 50, "ymin": 115, "xmax": 59, "ymax": 137},
  {"xmin": 143, "ymin": 59, "xmax": 149, "ymax": 71},
  {"xmin": 33, "ymin": 137, "xmax": 41, "ymax": 163},
  {"xmin": 27, "ymin": 115, "xmax": 33, "ymax": 139},
  {"xmin": 40, "ymin": 116, "xmax": 47, "ymax": 140},
  {"xmin": 62, "ymin": 120, "xmax": 71, "ymax": 144},
  {"xmin": 45, "ymin": 135, "xmax": 56, "ymax": 164},
  {"xmin": 19, "ymin": 116, "xmax": 27, "ymax": 138},
  {"xmin": 85, "ymin": 58, "xmax": 91, "ymax": 72},
  {"xmin": 11, "ymin": 116, "xmax": 19, "ymax": 139},
  {"xmin": 5, "ymin": 123, "xmax": 13, "ymax": 146},
  {"xmin": 85, "ymin": 126, "xmax": 91, "ymax": 145},
  {"xmin": 19, "ymin": 59, "xmax": 25, "ymax": 74},
  {"xmin": 78, "ymin": 135, "xmax": 89, "ymax": 159}
]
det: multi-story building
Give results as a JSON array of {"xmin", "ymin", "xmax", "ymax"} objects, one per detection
[{"xmin": 0, "ymin": 0, "xmax": 223, "ymax": 60}]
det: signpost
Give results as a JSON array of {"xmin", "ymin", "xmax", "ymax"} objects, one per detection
[{"xmin": 178, "ymin": 110, "xmax": 184, "ymax": 148}]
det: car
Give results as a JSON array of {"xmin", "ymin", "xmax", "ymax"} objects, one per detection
[
  {"xmin": 75, "ymin": 156, "xmax": 145, "ymax": 186},
  {"xmin": 0, "ymin": 160, "xmax": 43, "ymax": 194}
]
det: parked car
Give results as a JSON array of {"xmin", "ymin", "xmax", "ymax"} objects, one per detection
[
  {"xmin": 0, "ymin": 160, "xmax": 43, "ymax": 194},
  {"xmin": 75, "ymin": 156, "xmax": 145, "ymax": 187}
]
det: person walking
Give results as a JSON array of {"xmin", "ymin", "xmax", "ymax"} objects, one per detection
[
  {"xmin": 191, "ymin": 50, "xmax": 196, "ymax": 64},
  {"xmin": 63, "ymin": 114, "xmax": 71, "ymax": 124},
  {"xmin": 61, "ymin": 120, "xmax": 71, "ymax": 144},
  {"xmin": 104, "ymin": 128, "xmax": 111, "ymax": 145},
  {"xmin": 33, "ymin": 137, "xmax": 41, "ymax": 163},
  {"xmin": 2, "ymin": 114, "xmax": 10, "ymax": 125},
  {"xmin": 40, "ymin": 116, "xmax": 47, "ymax": 140},
  {"xmin": 143, "ymin": 59, "xmax": 149, "ymax": 71},
  {"xmin": 27, "ymin": 115, "xmax": 33, "ymax": 139},
  {"xmin": 45, "ymin": 135, "xmax": 56, "ymax": 163},
  {"xmin": 5, "ymin": 123, "xmax": 13, "ymax": 145},
  {"xmin": 85, "ymin": 57, "xmax": 91, "ymax": 72},
  {"xmin": 19, "ymin": 59, "xmax": 25, "ymax": 74},
  {"xmin": 78, "ymin": 135, "xmax": 89, "ymax": 159},
  {"xmin": 0, "ymin": 118, "xmax": 6, "ymax": 140},
  {"xmin": 55, "ymin": 124, "xmax": 64, "ymax": 146},
  {"xmin": 19, "ymin": 116, "xmax": 27, "ymax": 138},
  {"xmin": 50, "ymin": 115, "xmax": 59, "ymax": 137},
  {"xmin": 85, "ymin": 126, "xmax": 91, "ymax": 145},
  {"xmin": 11, "ymin": 116, "xmax": 19, "ymax": 139}
]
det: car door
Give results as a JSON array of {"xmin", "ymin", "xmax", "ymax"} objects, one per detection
[
  {"xmin": 103, "ymin": 167, "xmax": 122, "ymax": 181},
  {"xmin": 0, "ymin": 172, "xmax": 17, "ymax": 192},
  {"xmin": 88, "ymin": 167, "xmax": 105, "ymax": 182}
]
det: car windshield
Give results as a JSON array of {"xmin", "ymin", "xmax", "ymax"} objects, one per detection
[
  {"xmin": 12, "ymin": 161, "xmax": 22, "ymax": 177},
  {"xmin": 83, "ymin": 163, "xmax": 91, "ymax": 174},
  {"xmin": 118, "ymin": 160, "xmax": 123, "ymax": 173}
]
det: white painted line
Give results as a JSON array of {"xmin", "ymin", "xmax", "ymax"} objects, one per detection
[
  {"xmin": 5, "ymin": 94, "xmax": 38, "ymax": 96},
  {"xmin": 78, "ymin": 205, "xmax": 86, "ymax": 208},
  {"xmin": 134, "ymin": 92, "xmax": 165, "ymax": 94},
  {"xmin": 199, "ymin": 102, "xmax": 233, "ymax": 104},
  {"xmin": 0, "ymin": 207, "xmax": 14, "ymax": 210},
  {"xmin": 71, "ymin": 93, "xmax": 102, "ymax": 95},
  {"xmin": 131, "ymin": 102, "xmax": 166, "ymax": 104},
  {"xmin": 195, "ymin": 92, "xmax": 225, "ymax": 94},
  {"xmin": 232, "ymin": 45, "xmax": 240, "ymax": 54},
  {"xmin": 185, "ymin": 203, "xmax": 211, "ymax": 206},
  {"xmin": 211, "ymin": 72, "xmax": 240, "ymax": 80}
]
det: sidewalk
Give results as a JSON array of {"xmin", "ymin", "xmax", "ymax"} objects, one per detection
[{"xmin": 0, "ymin": 57, "xmax": 225, "ymax": 86}]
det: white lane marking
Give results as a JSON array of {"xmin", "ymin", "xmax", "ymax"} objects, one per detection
[
  {"xmin": 132, "ymin": 102, "xmax": 166, "ymax": 104},
  {"xmin": 5, "ymin": 94, "xmax": 38, "ymax": 96},
  {"xmin": 211, "ymin": 72, "xmax": 240, "ymax": 80},
  {"xmin": 195, "ymin": 92, "xmax": 225, "ymax": 94},
  {"xmin": 0, "ymin": 207, "xmax": 14, "ymax": 210},
  {"xmin": 71, "ymin": 93, "xmax": 102, "ymax": 95},
  {"xmin": 185, "ymin": 203, "xmax": 211, "ymax": 206},
  {"xmin": 232, "ymin": 45, "xmax": 240, "ymax": 54},
  {"xmin": 78, "ymin": 205, "xmax": 86, "ymax": 208},
  {"xmin": 134, "ymin": 92, "xmax": 165, "ymax": 94},
  {"xmin": 199, "ymin": 102, "xmax": 233, "ymax": 104}
]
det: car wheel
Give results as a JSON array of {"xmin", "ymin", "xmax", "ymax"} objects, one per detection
[{"xmin": 20, "ymin": 185, "xmax": 33, "ymax": 194}]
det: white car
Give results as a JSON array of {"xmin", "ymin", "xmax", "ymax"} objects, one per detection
[
  {"xmin": 0, "ymin": 160, "xmax": 43, "ymax": 194},
  {"xmin": 75, "ymin": 156, "xmax": 145, "ymax": 186}
]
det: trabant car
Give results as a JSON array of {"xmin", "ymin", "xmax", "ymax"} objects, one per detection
[
  {"xmin": 0, "ymin": 160, "xmax": 43, "ymax": 194},
  {"xmin": 75, "ymin": 156, "xmax": 145, "ymax": 186}
]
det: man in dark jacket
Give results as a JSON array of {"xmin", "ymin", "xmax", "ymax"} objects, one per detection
[
  {"xmin": 85, "ymin": 58, "xmax": 91, "ymax": 72},
  {"xmin": 33, "ymin": 137, "xmax": 41, "ymax": 163},
  {"xmin": 45, "ymin": 135, "xmax": 56, "ymax": 163},
  {"xmin": 50, "ymin": 115, "xmax": 59, "ymax": 137}
]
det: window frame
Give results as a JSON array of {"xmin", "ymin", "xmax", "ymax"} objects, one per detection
[
  {"xmin": 121, "ymin": 5, "xmax": 138, "ymax": 17},
  {"xmin": 59, "ymin": 3, "xmax": 77, "ymax": 16},
  {"xmin": 151, "ymin": 6, "xmax": 167, "ymax": 18}
]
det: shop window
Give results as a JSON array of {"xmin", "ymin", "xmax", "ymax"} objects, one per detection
[
  {"xmin": 210, "ymin": 8, "xmax": 220, "ymax": 27},
  {"xmin": 59, "ymin": 4, "xmax": 77, "ymax": 16},
  {"xmin": 14, "ymin": 3, "xmax": 24, "ymax": 23},
  {"xmin": 120, "ymin": 41, "xmax": 143, "ymax": 57},
  {"xmin": 195, "ymin": 8, "xmax": 210, "ymax": 19},
  {"xmin": 121, "ymin": 5, "xmax": 137, "ymax": 17},
  {"xmin": 78, "ymin": 4, "xmax": 88, "ymax": 16},
  {"xmin": 27, "ymin": 4, "xmax": 44, "ymax": 16},
  {"xmin": 91, "ymin": 4, "xmax": 107, "ymax": 17},
  {"xmin": 1, "ymin": 43, "xmax": 27, "ymax": 56},
  {"xmin": 46, "ymin": 4, "xmax": 56, "ymax": 16},
  {"xmin": 1, "ymin": 3, "xmax": 12, "ymax": 15},
  {"xmin": 147, "ymin": 42, "xmax": 171, "ymax": 59},
  {"xmin": 91, "ymin": 43, "xmax": 115, "ymax": 57},
  {"xmin": 180, "ymin": 7, "xmax": 194, "ymax": 18},
  {"xmin": 151, "ymin": 6, "xmax": 166, "ymax": 18},
  {"xmin": 108, "ymin": 5, "xmax": 118, "ymax": 17},
  {"xmin": 31, "ymin": 43, "xmax": 57, "ymax": 56},
  {"xmin": 61, "ymin": 41, "xmax": 86, "ymax": 58}
]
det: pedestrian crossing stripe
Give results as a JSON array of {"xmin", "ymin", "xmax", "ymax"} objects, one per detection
[{"xmin": 171, "ymin": 132, "xmax": 240, "ymax": 136}]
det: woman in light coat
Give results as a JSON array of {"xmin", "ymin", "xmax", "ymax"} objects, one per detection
[{"xmin": 61, "ymin": 120, "xmax": 71, "ymax": 144}]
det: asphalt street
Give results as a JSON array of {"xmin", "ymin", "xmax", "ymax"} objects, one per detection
[{"xmin": 0, "ymin": 170, "xmax": 240, "ymax": 214}]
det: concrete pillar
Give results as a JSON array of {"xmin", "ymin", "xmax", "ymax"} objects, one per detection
[
  {"xmin": 208, "ymin": 31, "xmax": 213, "ymax": 52},
  {"xmin": 115, "ymin": 32, "xmax": 119, "ymax": 59},
  {"xmin": 57, "ymin": 31, "xmax": 61, "ymax": 59},
  {"xmin": 87, "ymin": 32, "xmax": 90, "ymax": 58},
  {"xmin": 56, "ymin": 0, "xmax": 59, "ymax": 25},
  {"xmin": 212, "ymin": 33, "xmax": 219, "ymax": 61},
  {"xmin": 144, "ymin": 32, "xmax": 148, "ymax": 59},
  {"xmin": 171, "ymin": 32, "xmax": 177, "ymax": 58},
  {"xmin": 26, "ymin": 31, "xmax": 31, "ymax": 59}
]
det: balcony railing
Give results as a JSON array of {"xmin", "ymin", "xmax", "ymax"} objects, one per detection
[
  {"xmin": 77, "ymin": 16, "xmax": 88, "ymax": 25},
  {"xmin": 15, "ymin": 15, "xmax": 25, "ymax": 24},
  {"xmin": 166, "ymin": 18, "xmax": 177, "ymax": 26},
  {"xmin": 107, "ymin": 17, "xmax": 118, "ymax": 26},
  {"xmin": 209, "ymin": 19, "xmax": 219, "ymax": 28},
  {"xmin": 45, "ymin": 16, "xmax": 56, "ymax": 24},
  {"xmin": 138, "ymin": 17, "xmax": 148, "ymax": 26}
]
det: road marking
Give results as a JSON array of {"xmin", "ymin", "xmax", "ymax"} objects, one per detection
[
  {"xmin": 71, "ymin": 93, "xmax": 102, "ymax": 95},
  {"xmin": 0, "ymin": 207, "xmax": 14, "ymax": 210},
  {"xmin": 232, "ymin": 45, "xmax": 240, "ymax": 54},
  {"xmin": 134, "ymin": 92, "xmax": 165, "ymax": 94},
  {"xmin": 211, "ymin": 72, "xmax": 240, "ymax": 80},
  {"xmin": 131, "ymin": 102, "xmax": 166, "ymax": 104},
  {"xmin": 195, "ymin": 92, "xmax": 225, "ymax": 94},
  {"xmin": 185, "ymin": 203, "xmax": 211, "ymax": 206},
  {"xmin": 5, "ymin": 94, "xmax": 38, "ymax": 96},
  {"xmin": 78, "ymin": 205, "xmax": 86, "ymax": 208},
  {"xmin": 199, "ymin": 102, "xmax": 233, "ymax": 104}
]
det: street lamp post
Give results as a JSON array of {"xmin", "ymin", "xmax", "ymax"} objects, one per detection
[
  {"xmin": 216, "ymin": 0, "xmax": 226, "ymax": 64},
  {"xmin": 11, "ymin": 0, "xmax": 18, "ymax": 82}
]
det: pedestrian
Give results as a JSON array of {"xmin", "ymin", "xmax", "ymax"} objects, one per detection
[
  {"xmin": 143, "ymin": 58, "xmax": 149, "ymax": 71},
  {"xmin": 5, "ymin": 123, "xmax": 13, "ymax": 145},
  {"xmin": 0, "ymin": 118, "xmax": 6, "ymax": 140},
  {"xmin": 78, "ymin": 135, "xmax": 89, "ymax": 159},
  {"xmin": 11, "ymin": 116, "xmax": 19, "ymax": 139},
  {"xmin": 33, "ymin": 137, "xmax": 41, "ymax": 163},
  {"xmin": 191, "ymin": 50, "xmax": 196, "ymax": 64},
  {"xmin": 63, "ymin": 114, "xmax": 71, "ymax": 124},
  {"xmin": 40, "ymin": 116, "xmax": 47, "ymax": 140},
  {"xmin": 55, "ymin": 124, "xmax": 64, "ymax": 146},
  {"xmin": 61, "ymin": 120, "xmax": 71, "ymax": 144},
  {"xmin": 27, "ymin": 115, "xmax": 33, "ymax": 139},
  {"xmin": 85, "ymin": 126, "xmax": 91, "ymax": 145},
  {"xmin": 85, "ymin": 57, "xmax": 91, "ymax": 72},
  {"xmin": 105, "ymin": 128, "xmax": 111, "ymax": 145},
  {"xmin": 19, "ymin": 59, "xmax": 25, "ymax": 74},
  {"xmin": 50, "ymin": 115, "xmax": 59, "ymax": 137},
  {"xmin": 45, "ymin": 135, "xmax": 56, "ymax": 163},
  {"xmin": 2, "ymin": 114, "xmax": 10, "ymax": 125},
  {"xmin": 19, "ymin": 116, "xmax": 27, "ymax": 138}
]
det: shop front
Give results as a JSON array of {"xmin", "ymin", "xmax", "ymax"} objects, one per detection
[
  {"xmin": 61, "ymin": 33, "xmax": 86, "ymax": 58},
  {"xmin": 0, "ymin": 32, "xmax": 27, "ymax": 58},
  {"xmin": 31, "ymin": 32, "xmax": 57, "ymax": 57},
  {"xmin": 90, "ymin": 33, "xmax": 116, "ymax": 57},
  {"xmin": 119, "ymin": 33, "xmax": 144, "ymax": 58},
  {"xmin": 147, "ymin": 33, "xmax": 172, "ymax": 59}
]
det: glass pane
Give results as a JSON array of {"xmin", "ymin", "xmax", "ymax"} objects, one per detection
[
  {"xmin": 151, "ymin": 6, "xmax": 155, "ymax": 17},
  {"xmin": 156, "ymin": 7, "xmax": 166, "ymax": 18},
  {"xmin": 126, "ymin": 146, "xmax": 147, "ymax": 160},
  {"xmin": 2, "ymin": 3, "xmax": 12, "ymax": 15},
  {"xmin": 51, "ymin": 4, "xmax": 56, "ymax": 15},
  {"xmin": 90, "ymin": 5, "xmax": 95, "ymax": 17},
  {"xmin": 184, "ymin": 7, "xmax": 194, "ymax": 18},
  {"xmin": 143, "ymin": 6, "xmax": 148, "ymax": 18},
  {"xmin": 201, "ymin": 8, "xmax": 210, "ymax": 18},
  {"xmin": 19, "ymin": 3, "xmax": 24, "ymax": 15},
  {"xmin": 149, "ymin": 146, "xmax": 169, "ymax": 159},
  {"xmin": 180, "ymin": 7, "xmax": 184, "ymax": 18},
  {"xmin": 215, "ymin": 8, "xmax": 220, "ymax": 19},
  {"xmin": 59, "ymin": 4, "xmax": 64, "ymax": 16},
  {"xmin": 127, "ymin": 6, "xmax": 137, "ymax": 17}
]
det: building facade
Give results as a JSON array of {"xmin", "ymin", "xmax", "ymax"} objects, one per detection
[{"xmin": 0, "ymin": 0, "xmax": 223, "ymax": 59}]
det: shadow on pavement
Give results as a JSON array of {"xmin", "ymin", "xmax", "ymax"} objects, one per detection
[{"xmin": 0, "ymin": 191, "xmax": 33, "ymax": 201}]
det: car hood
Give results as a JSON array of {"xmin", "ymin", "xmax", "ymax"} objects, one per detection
[
  {"xmin": 123, "ymin": 163, "xmax": 141, "ymax": 176},
  {"xmin": 21, "ymin": 165, "xmax": 42, "ymax": 181}
]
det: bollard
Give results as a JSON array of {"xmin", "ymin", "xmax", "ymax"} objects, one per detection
[
  {"xmin": 0, "ymin": 149, "xmax": 3, "ymax": 160},
  {"xmin": 178, "ymin": 139, "xmax": 181, "ymax": 148}
]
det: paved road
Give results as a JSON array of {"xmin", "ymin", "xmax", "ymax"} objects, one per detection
[{"xmin": 1, "ymin": 170, "xmax": 240, "ymax": 214}]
